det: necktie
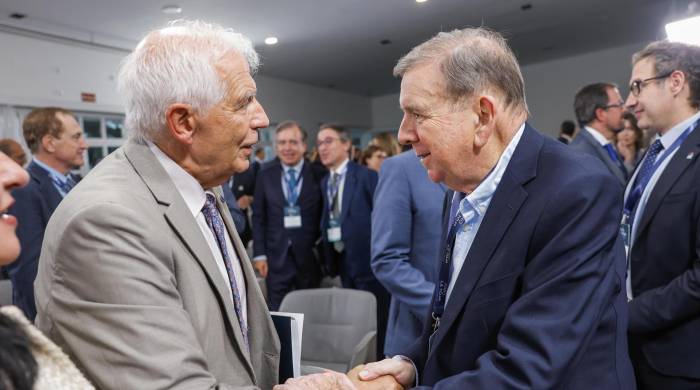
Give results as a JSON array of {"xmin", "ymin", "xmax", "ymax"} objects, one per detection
[
  {"xmin": 603, "ymin": 143, "xmax": 628, "ymax": 179},
  {"xmin": 201, "ymin": 193, "xmax": 248, "ymax": 350},
  {"xmin": 286, "ymin": 169, "xmax": 298, "ymax": 205},
  {"xmin": 628, "ymin": 140, "xmax": 665, "ymax": 221},
  {"xmin": 54, "ymin": 174, "xmax": 77, "ymax": 196},
  {"xmin": 329, "ymin": 173, "xmax": 343, "ymax": 252}
]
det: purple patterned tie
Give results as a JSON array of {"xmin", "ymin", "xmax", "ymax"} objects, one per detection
[{"xmin": 201, "ymin": 193, "xmax": 248, "ymax": 350}]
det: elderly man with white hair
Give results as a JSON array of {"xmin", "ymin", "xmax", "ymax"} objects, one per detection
[{"xmin": 34, "ymin": 20, "xmax": 280, "ymax": 389}]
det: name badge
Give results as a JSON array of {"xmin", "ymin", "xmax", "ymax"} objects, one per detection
[
  {"xmin": 284, "ymin": 206, "xmax": 302, "ymax": 229},
  {"xmin": 327, "ymin": 219, "xmax": 342, "ymax": 242}
]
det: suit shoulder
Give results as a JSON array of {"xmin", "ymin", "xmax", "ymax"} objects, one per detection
[
  {"xmin": 539, "ymin": 137, "xmax": 619, "ymax": 193},
  {"xmin": 259, "ymin": 160, "xmax": 280, "ymax": 173}
]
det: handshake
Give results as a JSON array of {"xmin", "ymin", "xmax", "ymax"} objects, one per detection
[{"xmin": 274, "ymin": 358, "xmax": 416, "ymax": 390}]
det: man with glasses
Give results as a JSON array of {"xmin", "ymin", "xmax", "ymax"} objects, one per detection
[
  {"xmin": 624, "ymin": 40, "xmax": 700, "ymax": 389},
  {"xmin": 252, "ymin": 120, "xmax": 326, "ymax": 310},
  {"xmin": 571, "ymin": 83, "xmax": 628, "ymax": 186},
  {"xmin": 316, "ymin": 123, "xmax": 390, "ymax": 359}
]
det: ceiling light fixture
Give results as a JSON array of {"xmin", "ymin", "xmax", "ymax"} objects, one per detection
[
  {"xmin": 666, "ymin": 14, "xmax": 700, "ymax": 45},
  {"xmin": 264, "ymin": 36, "xmax": 278, "ymax": 45},
  {"xmin": 416, "ymin": 0, "xmax": 428, "ymax": 3},
  {"xmin": 162, "ymin": 5, "xmax": 183, "ymax": 14}
]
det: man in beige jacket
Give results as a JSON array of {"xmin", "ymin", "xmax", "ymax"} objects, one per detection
[{"xmin": 34, "ymin": 20, "xmax": 280, "ymax": 389}]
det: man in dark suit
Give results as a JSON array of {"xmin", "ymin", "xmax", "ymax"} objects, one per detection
[
  {"xmin": 353, "ymin": 28, "xmax": 635, "ymax": 389},
  {"xmin": 231, "ymin": 157, "xmax": 260, "ymax": 244},
  {"xmin": 570, "ymin": 82, "xmax": 628, "ymax": 186},
  {"xmin": 317, "ymin": 123, "xmax": 390, "ymax": 358},
  {"xmin": 556, "ymin": 119, "xmax": 576, "ymax": 144},
  {"xmin": 4, "ymin": 107, "xmax": 86, "ymax": 320},
  {"xmin": 252, "ymin": 121, "xmax": 325, "ymax": 310},
  {"xmin": 371, "ymin": 151, "xmax": 445, "ymax": 357},
  {"xmin": 623, "ymin": 40, "xmax": 700, "ymax": 389}
]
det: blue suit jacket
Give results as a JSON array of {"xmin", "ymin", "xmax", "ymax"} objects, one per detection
[
  {"xmin": 320, "ymin": 161, "xmax": 378, "ymax": 282},
  {"xmin": 370, "ymin": 151, "xmax": 446, "ymax": 356},
  {"xmin": 627, "ymin": 122, "xmax": 700, "ymax": 379},
  {"xmin": 403, "ymin": 124, "xmax": 635, "ymax": 389},
  {"xmin": 252, "ymin": 159, "xmax": 324, "ymax": 275},
  {"xmin": 570, "ymin": 128, "xmax": 628, "ymax": 186},
  {"xmin": 5, "ymin": 161, "xmax": 63, "ymax": 320}
]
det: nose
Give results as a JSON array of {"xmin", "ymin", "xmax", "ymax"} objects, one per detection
[
  {"xmin": 0, "ymin": 152, "xmax": 29, "ymax": 191},
  {"xmin": 397, "ymin": 114, "xmax": 417, "ymax": 146},
  {"xmin": 79, "ymin": 137, "xmax": 88, "ymax": 150},
  {"xmin": 625, "ymin": 93, "xmax": 636, "ymax": 110},
  {"xmin": 251, "ymin": 99, "xmax": 270, "ymax": 130}
]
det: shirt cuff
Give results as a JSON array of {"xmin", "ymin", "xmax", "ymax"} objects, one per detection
[
  {"xmin": 392, "ymin": 355, "xmax": 418, "ymax": 387},
  {"xmin": 252, "ymin": 256, "xmax": 267, "ymax": 262}
]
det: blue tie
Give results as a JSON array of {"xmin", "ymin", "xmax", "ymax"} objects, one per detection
[
  {"xmin": 286, "ymin": 168, "xmax": 298, "ymax": 205},
  {"xmin": 201, "ymin": 193, "xmax": 248, "ymax": 350},
  {"xmin": 603, "ymin": 143, "xmax": 627, "ymax": 178}
]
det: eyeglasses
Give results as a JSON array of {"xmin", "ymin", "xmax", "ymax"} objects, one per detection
[
  {"xmin": 629, "ymin": 71, "xmax": 674, "ymax": 96},
  {"xmin": 603, "ymin": 101, "xmax": 625, "ymax": 110},
  {"xmin": 317, "ymin": 137, "xmax": 340, "ymax": 147}
]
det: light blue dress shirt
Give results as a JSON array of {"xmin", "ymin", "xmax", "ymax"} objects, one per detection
[
  {"xmin": 32, "ymin": 157, "xmax": 73, "ymax": 197},
  {"xmin": 281, "ymin": 159, "xmax": 304, "ymax": 203},
  {"xmin": 445, "ymin": 123, "xmax": 525, "ymax": 303}
]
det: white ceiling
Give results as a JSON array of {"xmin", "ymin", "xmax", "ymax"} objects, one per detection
[{"xmin": 0, "ymin": 0, "xmax": 687, "ymax": 96}]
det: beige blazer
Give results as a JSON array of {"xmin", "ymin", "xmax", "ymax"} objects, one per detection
[{"xmin": 35, "ymin": 138, "xmax": 280, "ymax": 389}]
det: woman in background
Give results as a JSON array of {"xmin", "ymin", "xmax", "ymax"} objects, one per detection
[
  {"xmin": 360, "ymin": 145, "xmax": 387, "ymax": 172},
  {"xmin": 369, "ymin": 132, "xmax": 401, "ymax": 157},
  {"xmin": 0, "ymin": 151, "xmax": 92, "ymax": 390},
  {"xmin": 617, "ymin": 112, "xmax": 645, "ymax": 172}
]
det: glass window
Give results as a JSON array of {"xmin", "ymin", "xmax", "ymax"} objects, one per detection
[
  {"xmin": 87, "ymin": 147, "xmax": 104, "ymax": 168},
  {"xmin": 84, "ymin": 117, "xmax": 102, "ymax": 138},
  {"xmin": 106, "ymin": 118, "xmax": 124, "ymax": 139},
  {"xmin": 107, "ymin": 146, "xmax": 119, "ymax": 154}
]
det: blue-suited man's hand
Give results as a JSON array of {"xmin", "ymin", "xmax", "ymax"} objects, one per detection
[
  {"xmin": 273, "ymin": 371, "xmax": 356, "ymax": 390},
  {"xmin": 358, "ymin": 358, "xmax": 415, "ymax": 388}
]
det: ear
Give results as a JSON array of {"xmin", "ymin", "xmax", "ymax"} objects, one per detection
[
  {"xmin": 165, "ymin": 103, "xmax": 197, "ymax": 145},
  {"xmin": 594, "ymin": 106, "xmax": 607, "ymax": 123},
  {"xmin": 41, "ymin": 134, "xmax": 56, "ymax": 153},
  {"xmin": 669, "ymin": 70, "xmax": 687, "ymax": 96},
  {"xmin": 473, "ymin": 96, "xmax": 496, "ymax": 148}
]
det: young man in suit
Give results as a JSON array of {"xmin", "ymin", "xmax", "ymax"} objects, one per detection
[
  {"xmin": 570, "ymin": 82, "xmax": 628, "ymax": 186},
  {"xmin": 317, "ymin": 123, "xmax": 390, "ymax": 358},
  {"xmin": 34, "ymin": 21, "xmax": 280, "ymax": 388},
  {"xmin": 252, "ymin": 121, "xmax": 325, "ymax": 310},
  {"xmin": 4, "ymin": 107, "xmax": 86, "ymax": 320},
  {"xmin": 370, "ymin": 151, "xmax": 446, "ymax": 357},
  {"xmin": 624, "ymin": 40, "xmax": 700, "ymax": 389},
  {"xmin": 351, "ymin": 28, "xmax": 635, "ymax": 389}
]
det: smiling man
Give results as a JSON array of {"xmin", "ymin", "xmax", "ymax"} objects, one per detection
[{"xmin": 34, "ymin": 21, "xmax": 280, "ymax": 389}]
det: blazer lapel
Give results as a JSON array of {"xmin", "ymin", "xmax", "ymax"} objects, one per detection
[
  {"xmin": 123, "ymin": 140, "xmax": 252, "ymax": 371},
  {"xmin": 582, "ymin": 130, "xmax": 626, "ymax": 185},
  {"xmin": 340, "ymin": 162, "xmax": 357, "ymax": 223},
  {"xmin": 427, "ymin": 124, "xmax": 539, "ymax": 356},
  {"xmin": 28, "ymin": 162, "xmax": 65, "ymax": 211},
  {"xmin": 635, "ymin": 128, "xmax": 700, "ymax": 238}
]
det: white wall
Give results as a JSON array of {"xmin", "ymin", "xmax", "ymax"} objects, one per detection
[
  {"xmin": 0, "ymin": 30, "xmax": 372, "ymax": 142},
  {"xmin": 370, "ymin": 41, "xmax": 647, "ymax": 137}
]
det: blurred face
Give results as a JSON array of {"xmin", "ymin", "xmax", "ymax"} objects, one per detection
[
  {"xmin": 0, "ymin": 152, "xmax": 29, "ymax": 265},
  {"xmin": 317, "ymin": 128, "xmax": 350, "ymax": 169},
  {"xmin": 276, "ymin": 126, "xmax": 307, "ymax": 166},
  {"xmin": 365, "ymin": 150, "xmax": 387, "ymax": 172},
  {"xmin": 603, "ymin": 87, "xmax": 625, "ymax": 132},
  {"xmin": 397, "ymin": 62, "xmax": 484, "ymax": 188},
  {"xmin": 47, "ymin": 113, "xmax": 87, "ymax": 172},
  {"xmin": 4, "ymin": 142, "xmax": 26, "ymax": 166},
  {"xmin": 625, "ymin": 58, "xmax": 674, "ymax": 132},
  {"xmin": 191, "ymin": 52, "xmax": 269, "ymax": 186}
]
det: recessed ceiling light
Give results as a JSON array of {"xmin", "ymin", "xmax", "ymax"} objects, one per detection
[
  {"xmin": 162, "ymin": 5, "xmax": 182, "ymax": 14},
  {"xmin": 416, "ymin": 0, "xmax": 428, "ymax": 3},
  {"xmin": 666, "ymin": 14, "xmax": 700, "ymax": 45},
  {"xmin": 264, "ymin": 36, "xmax": 278, "ymax": 45}
]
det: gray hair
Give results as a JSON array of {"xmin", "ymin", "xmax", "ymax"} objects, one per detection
[
  {"xmin": 633, "ymin": 40, "xmax": 700, "ymax": 109},
  {"xmin": 394, "ymin": 28, "xmax": 527, "ymax": 113},
  {"xmin": 117, "ymin": 20, "xmax": 260, "ymax": 141}
]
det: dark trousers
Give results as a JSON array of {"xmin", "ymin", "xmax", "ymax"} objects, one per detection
[
  {"xmin": 267, "ymin": 246, "xmax": 321, "ymax": 311},
  {"xmin": 630, "ymin": 336, "xmax": 700, "ymax": 390}
]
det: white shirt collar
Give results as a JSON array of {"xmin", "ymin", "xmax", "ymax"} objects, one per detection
[
  {"xmin": 657, "ymin": 110, "xmax": 700, "ymax": 149},
  {"xmin": 584, "ymin": 126, "xmax": 611, "ymax": 146},
  {"xmin": 331, "ymin": 158, "xmax": 350, "ymax": 176},
  {"xmin": 147, "ymin": 141, "xmax": 206, "ymax": 218},
  {"xmin": 282, "ymin": 159, "xmax": 304, "ymax": 174}
]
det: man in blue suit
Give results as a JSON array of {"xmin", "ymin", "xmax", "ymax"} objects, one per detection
[
  {"xmin": 371, "ymin": 151, "xmax": 445, "ymax": 357},
  {"xmin": 570, "ymin": 82, "xmax": 628, "ymax": 186},
  {"xmin": 354, "ymin": 28, "xmax": 635, "ymax": 389},
  {"xmin": 252, "ymin": 121, "xmax": 325, "ymax": 310},
  {"xmin": 624, "ymin": 40, "xmax": 700, "ymax": 389},
  {"xmin": 5, "ymin": 107, "xmax": 86, "ymax": 320},
  {"xmin": 317, "ymin": 123, "xmax": 390, "ymax": 358}
]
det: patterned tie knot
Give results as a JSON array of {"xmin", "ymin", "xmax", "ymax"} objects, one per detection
[
  {"xmin": 203, "ymin": 193, "xmax": 217, "ymax": 213},
  {"xmin": 649, "ymin": 139, "xmax": 664, "ymax": 156},
  {"xmin": 287, "ymin": 168, "xmax": 296, "ymax": 179}
]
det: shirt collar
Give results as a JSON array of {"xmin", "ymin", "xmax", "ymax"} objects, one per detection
[
  {"xmin": 282, "ymin": 159, "xmax": 304, "ymax": 174},
  {"xmin": 331, "ymin": 158, "xmax": 349, "ymax": 176},
  {"xmin": 658, "ymin": 110, "xmax": 700, "ymax": 149},
  {"xmin": 584, "ymin": 126, "xmax": 611, "ymax": 146},
  {"xmin": 461, "ymin": 122, "xmax": 526, "ymax": 219},
  {"xmin": 32, "ymin": 157, "xmax": 71, "ymax": 184},
  {"xmin": 147, "ymin": 141, "xmax": 206, "ymax": 218}
]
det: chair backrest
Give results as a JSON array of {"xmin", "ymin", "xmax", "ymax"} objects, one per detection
[
  {"xmin": 0, "ymin": 280, "xmax": 12, "ymax": 306},
  {"xmin": 279, "ymin": 288, "xmax": 376, "ymax": 365}
]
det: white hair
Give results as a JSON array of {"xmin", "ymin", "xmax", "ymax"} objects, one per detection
[{"xmin": 117, "ymin": 20, "xmax": 260, "ymax": 141}]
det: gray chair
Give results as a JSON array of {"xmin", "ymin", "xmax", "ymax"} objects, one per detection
[
  {"xmin": 0, "ymin": 280, "xmax": 12, "ymax": 306},
  {"xmin": 279, "ymin": 288, "xmax": 377, "ymax": 374}
]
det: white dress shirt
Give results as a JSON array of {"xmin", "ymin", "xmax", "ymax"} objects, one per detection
[
  {"xmin": 584, "ymin": 126, "xmax": 612, "ymax": 146},
  {"xmin": 147, "ymin": 141, "xmax": 247, "ymax": 325}
]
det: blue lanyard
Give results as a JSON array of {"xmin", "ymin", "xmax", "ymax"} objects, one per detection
[
  {"xmin": 622, "ymin": 120, "xmax": 697, "ymax": 223},
  {"xmin": 431, "ymin": 210, "xmax": 465, "ymax": 333},
  {"xmin": 283, "ymin": 170, "xmax": 301, "ymax": 206}
]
